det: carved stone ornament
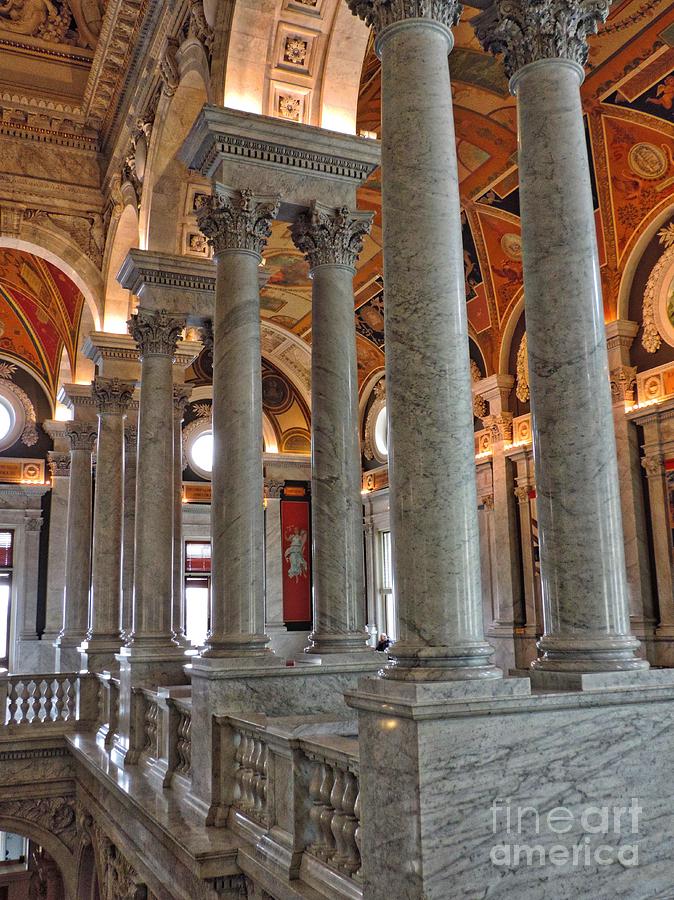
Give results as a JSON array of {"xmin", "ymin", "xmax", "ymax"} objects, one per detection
[
  {"xmin": 363, "ymin": 375, "xmax": 387, "ymax": 463},
  {"xmin": 481, "ymin": 494, "xmax": 495, "ymax": 510},
  {"xmin": 290, "ymin": 201, "xmax": 373, "ymax": 270},
  {"xmin": 514, "ymin": 484, "xmax": 532, "ymax": 502},
  {"xmin": 124, "ymin": 423, "xmax": 138, "ymax": 452},
  {"xmin": 264, "ymin": 479, "xmax": 285, "ymax": 499},
  {"xmin": 47, "ymin": 451, "xmax": 71, "ymax": 477},
  {"xmin": 188, "ymin": 0, "xmax": 214, "ymax": 56},
  {"xmin": 610, "ymin": 365, "xmax": 637, "ymax": 405},
  {"xmin": 642, "ymin": 241, "xmax": 674, "ymax": 354},
  {"xmin": 160, "ymin": 37, "xmax": 180, "ymax": 97},
  {"xmin": 641, "ymin": 455, "xmax": 663, "ymax": 478},
  {"xmin": 482, "ymin": 412, "xmax": 513, "ymax": 444},
  {"xmin": 93, "ymin": 378, "xmax": 135, "ymax": 415},
  {"xmin": 516, "ymin": 332, "xmax": 530, "ymax": 403},
  {"xmin": 173, "ymin": 384, "xmax": 192, "ymax": 417},
  {"xmin": 128, "ymin": 310, "xmax": 185, "ymax": 358},
  {"xmin": 196, "ymin": 188, "xmax": 280, "ymax": 257},
  {"xmin": 0, "ymin": 796, "xmax": 77, "ymax": 852},
  {"xmin": 346, "ymin": 0, "xmax": 462, "ymax": 34},
  {"xmin": 0, "ymin": 363, "xmax": 39, "ymax": 446},
  {"xmin": 94, "ymin": 827, "xmax": 148, "ymax": 900},
  {"xmin": 65, "ymin": 422, "xmax": 97, "ymax": 452},
  {"xmin": 473, "ymin": 0, "xmax": 612, "ymax": 79},
  {"xmin": 200, "ymin": 319, "xmax": 214, "ymax": 355},
  {"xmin": 470, "ymin": 359, "xmax": 487, "ymax": 418}
]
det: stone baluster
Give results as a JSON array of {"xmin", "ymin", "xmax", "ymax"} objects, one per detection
[
  {"xmin": 83, "ymin": 377, "xmax": 135, "ymax": 672},
  {"xmin": 196, "ymin": 187, "xmax": 280, "ymax": 658},
  {"xmin": 172, "ymin": 385, "xmax": 192, "ymax": 646},
  {"xmin": 346, "ymin": 0, "xmax": 499, "ymax": 679},
  {"xmin": 56, "ymin": 422, "xmax": 97, "ymax": 672},
  {"xmin": 475, "ymin": 0, "xmax": 647, "ymax": 681},
  {"xmin": 122, "ymin": 422, "xmax": 138, "ymax": 639},
  {"xmin": 127, "ymin": 309, "xmax": 186, "ymax": 649},
  {"xmin": 291, "ymin": 202, "xmax": 374, "ymax": 656}
]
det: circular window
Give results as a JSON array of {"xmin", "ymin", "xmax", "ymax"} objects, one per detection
[
  {"xmin": 0, "ymin": 399, "xmax": 14, "ymax": 444},
  {"xmin": 0, "ymin": 387, "xmax": 23, "ymax": 452},
  {"xmin": 374, "ymin": 406, "xmax": 387, "ymax": 458},
  {"xmin": 190, "ymin": 430, "xmax": 213, "ymax": 478}
]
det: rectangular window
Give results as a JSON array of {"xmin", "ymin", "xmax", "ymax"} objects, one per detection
[
  {"xmin": 185, "ymin": 541, "xmax": 211, "ymax": 573},
  {"xmin": 0, "ymin": 531, "xmax": 13, "ymax": 569},
  {"xmin": 379, "ymin": 530, "xmax": 396, "ymax": 641}
]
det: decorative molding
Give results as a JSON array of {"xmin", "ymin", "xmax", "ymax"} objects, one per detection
[
  {"xmin": 291, "ymin": 201, "xmax": 373, "ymax": 270},
  {"xmin": 23, "ymin": 208, "xmax": 105, "ymax": 270},
  {"xmin": 516, "ymin": 332, "xmax": 529, "ymax": 403},
  {"xmin": 363, "ymin": 376, "xmax": 386, "ymax": 463},
  {"xmin": 265, "ymin": 480, "xmax": 285, "ymax": 499},
  {"xmin": 128, "ymin": 309, "xmax": 184, "ymax": 358},
  {"xmin": 641, "ymin": 454, "xmax": 663, "ymax": 478},
  {"xmin": 159, "ymin": 35, "xmax": 180, "ymax": 97},
  {"xmin": 346, "ymin": 0, "xmax": 461, "ymax": 34},
  {"xmin": 514, "ymin": 484, "xmax": 532, "ymax": 502},
  {"xmin": 481, "ymin": 494, "xmax": 495, "ymax": 510},
  {"xmin": 124, "ymin": 423, "xmax": 138, "ymax": 453},
  {"xmin": 642, "ymin": 243, "xmax": 674, "ymax": 353},
  {"xmin": 65, "ymin": 422, "xmax": 97, "ymax": 451},
  {"xmin": 48, "ymin": 452, "xmax": 71, "ymax": 477},
  {"xmin": 24, "ymin": 516, "xmax": 43, "ymax": 532},
  {"xmin": 173, "ymin": 384, "xmax": 193, "ymax": 418},
  {"xmin": 482, "ymin": 412, "xmax": 513, "ymax": 444},
  {"xmin": 473, "ymin": 0, "xmax": 611, "ymax": 79},
  {"xmin": 610, "ymin": 365, "xmax": 637, "ymax": 405},
  {"xmin": 197, "ymin": 187, "xmax": 280, "ymax": 257},
  {"xmin": 93, "ymin": 377, "xmax": 135, "ymax": 414},
  {"xmin": 0, "ymin": 367, "xmax": 39, "ymax": 447},
  {"xmin": 470, "ymin": 360, "xmax": 488, "ymax": 418},
  {"xmin": 0, "ymin": 796, "xmax": 77, "ymax": 852}
]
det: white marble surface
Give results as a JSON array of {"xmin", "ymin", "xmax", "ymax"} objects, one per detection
[
  {"xmin": 515, "ymin": 59, "xmax": 645, "ymax": 675},
  {"xmin": 375, "ymin": 19, "xmax": 497, "ymax": 679}
]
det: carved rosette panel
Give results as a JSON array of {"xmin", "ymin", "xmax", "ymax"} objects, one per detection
[
  {"xmin": 128, "ymin": 310, "xmax": 184, "ymax": 358},
  {"xmin": 473, "ymin": 0, "xmax": 612, "ymax": 79},
  {"xmin": 93, "ymin": 378, "xmax": 135, "ymax": 415},
  {"xmin": 346, "ymin": 0, "xmax": 462, "ymax": 33},
  {"xmin": 47, "ymin": 451, "xmax": 71, "ymax": 477},
  {"xmin": 291, "ymin": 202, "xmax": 373, "ymax": 270},
  {"xmin": 0, "ymin": 796, "xmax": 77, "ymax": 853},
  {"xmin": 196, "ymin": 188, "xmax": 280, "ymax": 257},
  {"xmin": 65, "ymin": 422, "xmax": 97, "ymax": 452}
]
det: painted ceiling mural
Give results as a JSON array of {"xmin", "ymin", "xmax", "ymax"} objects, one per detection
[
  {"xmin": 352, "ymin": 0, "xmax": 674, "ymax": 376},
  {"xmin": 0, "ymin": 249, "xmax": 84, "ymax": 397}
]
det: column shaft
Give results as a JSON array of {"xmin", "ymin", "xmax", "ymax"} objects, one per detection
[
  {"xmin": 291, "ymin": 203, "xmax": 373, "ymax": 655},
  {"xmin": 374, "ymin": 18, "xmax": 498, "ymax": 679},
  {"xmin": 122, "ymin": 423, "xmax": 137, "ymax": 638},
  {"xmin": 172, "ymin": 386, "xmax": 190, "ymax": 645}
]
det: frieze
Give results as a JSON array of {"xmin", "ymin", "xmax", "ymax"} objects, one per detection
[{"xmin": 0, "ymin": 796, "xmax": 77, "ymax": 852}]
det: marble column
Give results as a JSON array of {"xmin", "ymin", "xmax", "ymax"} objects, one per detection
[
  {"xmin": 44, "ymin": 451, "xmax": 70, "ymax": 653},
  {"xmin": 56, "ymin": 422, "xmax": 96, "ymax": 672},
  {"xmin": 172, "ymin": 385, "xmax": 191, "ymax": 646},
  {"xmin": 127, "ymin": 310, "xmax": 185, "ymax": 651},
  {"xmin": 475, "ymin": 0, "xmax": 647, "ymax": 677},
  {"xmin": 82, "ymin": 377, "xmax": 134, "ymax": 672},
  {"xmin": 347, "ymin": 0, "xmax": 499, "ymax": 680},
  {"xmin": 291, "ymin": 201, "xmax": 373, "ymax": 656},
  {"xmin": 196, "ymin": 186, "xmax": 280, "ymax": 659},
  {"xmin": 121, "ymin": 421, "xmax": 137, "ymax": 639}
]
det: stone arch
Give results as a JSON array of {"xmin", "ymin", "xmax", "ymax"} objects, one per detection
[
  {"xmin": 76, "ymin": 838, "xmax": 102, "ymax": 900},
  {"xmin": 0, "ymin": 813, "xmax": 77, "ymax": 899},
  {"xmin": 617, "ymin": 200, "xmax": 674, "ymax": 323},
  {"xmin": 498, "ymin": 290, "xmax": 525, "ymax": 376},
  {"xmin": 103, "ymin": 202, "xmax": 140, "ymax": 333}
]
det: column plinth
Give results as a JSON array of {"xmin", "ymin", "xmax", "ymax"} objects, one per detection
[
  {"xmin": 475, "ymin": 1, "xmax": 647, "ymax": 680},
  {"xmin": 81, "ymin": 377, "xmax": 135, "ymax": 672},
  {"xmin": 347, "ymin": 1, "xmax": 499, "ymax": 681},
  {"xmin": 197, "ymin": 187, "xmax": 282, "ymax": 660},
  {"xmin": 291, "ymin": 201, "xmax": 374, "ymax": 658},
  {"xmin": 55, "ymin": 422, "xmax": 97, "ymax": 672}
]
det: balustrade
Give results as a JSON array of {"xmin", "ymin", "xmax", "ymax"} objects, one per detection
[{"xmin": 2, "ymin": 673, "xmax": 82, "ymax": 726}]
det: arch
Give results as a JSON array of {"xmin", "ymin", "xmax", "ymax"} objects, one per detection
[
  {"xmin": 617, "ymin": 201, "xmax": 674, "ymax": 323},
  {"xmin": 319, "ymin": 3, "xmax": 369, "ymax": 134},
  {"xmin": 103, "ymin": 203, "xmax": 140, "ymax": 333},
  {"xmin": 0, "ymin": 815, "xmax": 77, "ymax": 899},
  {"xmin": 498, "ymin": 293, "xmax": 525, "ymax": 376}
]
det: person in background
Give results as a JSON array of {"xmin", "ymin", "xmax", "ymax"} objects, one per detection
[{"xmin": 376, "ymin": 632, "xmax": 391, "ymax": 652}]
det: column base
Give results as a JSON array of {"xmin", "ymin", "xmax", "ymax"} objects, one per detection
[
  {"xmin": 201, "ymin": 632, "xmax": 276, "ymax": 659},
  {"xmin": 383, "ymin": 640, "xmax": 502, "ymax": 682},
  {"xmin": 530, "ymin": 667, "xmax": 673, "ymax": 692},
  {"xmin": 54, "ymin": 635, "xmax": 88, "ymax": 673},
  {"xmin": 79, "ymin": 636, "xmax": 123, "ymax": 675},
  {"xmin": 532, "ymin": 634, "xmax": 649, "ymax": 678},
  {"xmin": 304, "ymin": 630, "xmax": 373, "ymax": 655}
]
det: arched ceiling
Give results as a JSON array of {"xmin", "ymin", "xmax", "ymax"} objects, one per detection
[
  {"xmin": 0, "ymin": 248, "xmax": 84, "ymax": 397},
  {"xmin": 352, "ymin": 0, "xmax": 674, "ymax": 374}
]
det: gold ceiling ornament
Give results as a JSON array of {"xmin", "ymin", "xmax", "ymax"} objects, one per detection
[
  {"xmin": 470, "ymin": 359, "xmax": 487, "ymax": 418},
  {"xmin": 628, "ymin": 142, "xmax": 668, "ymax": 180},
  {"xmin": 516, "ymin": 332, "xmax": 530, "ymax": 403},
  {"xmin": 657, "ymin": 223, "xmax": 674, "ymax": 249}
]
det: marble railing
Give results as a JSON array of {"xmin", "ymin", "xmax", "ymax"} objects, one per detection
[
  {"xmin": 138, "ymin": 687, "xmax": 160, "ymax": 759},
  {"xmin": 166, "ymin": 696, "xmax": 192, "ymax": 784},
  {"xmin": 0, "ymin": 671, "xmax": 97, "ymax": 727},
  {"xmin": 216, "ymin": 713, "xmax": 361, "ymax": 898},
  {"xmin": 95, "ymin": 672, "xmax": 120, "ymax": 748}
]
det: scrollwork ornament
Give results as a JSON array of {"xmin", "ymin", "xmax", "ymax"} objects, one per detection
[
  {"xmin": 516, "ymin": 332, "xmax": 530, "ymax": 403},
  {"xmin": 291, "ymin": 202, "xmax": 373, "ymax": 270},
  {"xmin": 128, "ymin": 309, "xmax": 184, "ymax": 358},
  {"xmin": 346, "ymin": 0, "xmax": 463, "ymax": 35},
  {"xmin": 93, "ymin": 378, "xmax": 135, "ymax": 415},
  {"xmin": 197, "ymin": 188, "xmax": 280, "ymax": 257},
  {"xmin": 473, "ymin": 0, "xmax": 612, "ymax": 79},
  {"xmin": 470, "ymin": 359, "xmax": 488, "ymax": 418},
  {"xmin": 641, "ymin": 244, "xmax": 674, "ymax": 353}
]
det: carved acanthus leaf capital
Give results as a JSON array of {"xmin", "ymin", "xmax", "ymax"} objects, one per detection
[
  {"xmin": 609, "ymin": 365, "xmax": 637, "ymax": 404},
  {"xmin": 65, "ymin": 422, "xmax": 97, "ymax": 452},
  {"xmin": 346, "ymin": 0, "xmax": 462, "ymax": 35},
  {"xmin": 642, "ymin": 455, "xmax": 663, "ymax": 478},
  {"xmin": 197, "ymin": 188, "xmax": 280, "ymax": 257},
  {"xmin": 48, "ymin": 452, "xmax": 71, "ymax": 477},
  {"xmin": 482, "ymin": 412, "xmax": 513, "ymax": 444},
  {"xmin": 291, "ymin": 202, "xmax": 373, "ymax": 270},
  {"xmin": 173, "ymin": 384, "xmax": 192, "ymax": 418},
  {"xmin": 481, "ymin": 494, "xmax": 495, "ymax": 510},
  {"xmin": 93, "ymin": 378, "xmax": 135, "ymax": 415},
  {"xmin": 128, "ymin": 310, "xmax": 185, "ymax": 358},
  {"xmin": 514, "ymin": 484, "xmax": 532, "ymax": 502},
  {"xmin": 473, "ymin": 0, "xmax": 611, "ymax": 79},
  {"xmin": 200, "ymin": 319, "xmax": 214, "ymax": 355}
]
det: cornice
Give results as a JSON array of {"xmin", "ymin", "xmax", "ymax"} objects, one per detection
[{"xmin": 118, "ymin": 249, "xmax": 216, "ymax": 300}]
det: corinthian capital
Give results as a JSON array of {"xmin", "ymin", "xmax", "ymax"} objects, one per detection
[
  {"xmin": 173, "ymin": 384, "xmax": 193, "ymax": 418},
  {"xmin": 291, "ymin": 202, "xmax": 373, "ymax": 270},
  {"xmin": 47, "ymin": 452, "xmax": 71, "ymax": 477},
  {"xmin": 347, "ymin": 0, "xmax": 462, "ymax": 34},
  {"xmin": 197, "ymin": 187, "xmax": 280, "ymax": 257},
  {"xmin": 92, "ymin": 377, "xmax": 135, "ymax": 415},
  {"xmin": 65, "ymin": 422, "xmax": 97, "ymax": 452},
  {"xmin": 473, "ymin": 0, "xmax": 611, "ymax": 79},
  {"xmin": 128, "ymin": 309, "xmax": 185, "ymax": 358}
]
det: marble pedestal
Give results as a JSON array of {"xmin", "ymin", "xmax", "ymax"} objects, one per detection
[
  {"xmin": 189, "ymin": 657, "xmax": 383, "ymax": 818},
  {"xmin": 347, "ymin": 673, "xmax": 674, "ymax": 899},
  {"xmin": 55, "ymin": 640, "xmax": 86, "ymax": 674}
]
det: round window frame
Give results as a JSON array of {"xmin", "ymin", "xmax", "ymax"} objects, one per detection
[
  {"xmin": 363, "ymin": 378, "xmax": 388, "ymax": 465},
  {"xmin": 185, "ymin": 418, "xmax": 213, "ymax": 479},
  {"xmin": 0, "ymin": 385, "xmax": 24, "ymax": 452}
]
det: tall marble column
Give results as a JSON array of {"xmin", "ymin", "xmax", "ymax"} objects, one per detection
[
  {"xmin": 291, "ymin": 201, "xmax": 373, "ymax": 656},
  {"xmin": 121, "ymin": 421, "xmax": 137, "ymax": 639},
  {"xmin": 127, "ymin": 310, "xmax": 185, "ymax": 650},
  {"xmin": 56, "ymin": 422, "xmax": 96, "ymax": 672},
  {"xmin": 196, "ymin": 187, "xmax": 280, "ymax": 658},
  {"xmin": 475, "ymin": 0, "xmax": 647, "ymax": 677},
  {"xmin": 172, "ymin": 384, "xmax": 191, "ymax": 646},
  {"xmin": 347, "ymin": 0, "xmax": 499, "ymax": 680},
  {"xmin": 82, "ymin": 377, "xmax": 134, "ymax": 672},
  {"xmin": 44, "ymin": 450, "xmax": 70, "ymax": 654}
]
